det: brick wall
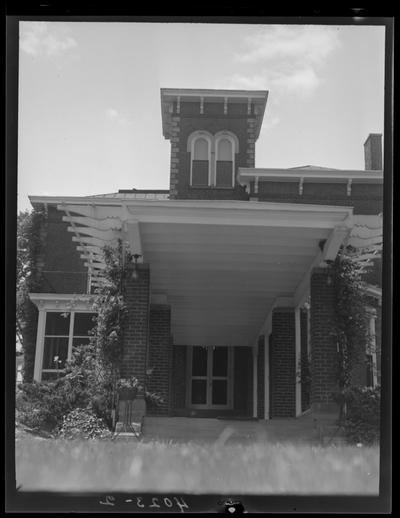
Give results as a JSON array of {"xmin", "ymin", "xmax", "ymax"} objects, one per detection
[
  {"xmin": 255, "ymin": 182, "xmax": 383, "ymax": 215},
  {"xmin": 233, "ymin": 347, "xmax": 253, "ymax": 417},
  {"xmin": 147, "ymin": 304, "xmax": 172, "ymax": 416},
  {"xmin": 171, "ymin": 345, "xmax": 187, "ymax": 411},
  {"xmin": 120, "ymin": 264, "xmax": 150, "ymax": 387},
  {"xmin": 270, "ymin": 309, "xmax": 296, "ymax": 417},
  {"xmin": 41, "ymin": 206, "xmax": 87, "ymax": 293},
  {"xmin": 257, "ymin": 337, "xmax": 265, "ymax": 419},
  {"xmin": 300, "ymin": 309, "xmax": 310, "ymax": 412},
  {"xmin": 310, "ymin": 267, "xmax": 338, "ymax": 412},
  {"xmin": 168, "ymin": 99, "xmax": 257, "ymax": 201},
  {"xmin": 375, "ymin": 307, "xmax": 381, "ymax": 385}
]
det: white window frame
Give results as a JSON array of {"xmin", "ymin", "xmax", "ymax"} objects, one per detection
[
  {"xmin": 188, "ymin": 132, "xmax": 212, "ymax": 187},
  {"xmin": 29, "ymin": 294, "xmax": 97, "ymax": 382},
  {"xmin": 214, "ymin": 132, "xmax": 239, "ymax": 188},
  {"xmin": 187, "ymin": 130, "xmax": 239, "ymax": 188},
  {"xmin": 186, "ymin": 346, "xmax": 234, "ymax": 409}
]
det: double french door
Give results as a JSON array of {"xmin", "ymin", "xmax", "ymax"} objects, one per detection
[{"xmin": 187, "ymin": 346, "xmax": 233, "ymax": 409}]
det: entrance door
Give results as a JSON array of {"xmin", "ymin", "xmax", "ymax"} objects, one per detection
[{"xmin": 187, "ymin": 346, "xmax": 233, "ymax": 409}]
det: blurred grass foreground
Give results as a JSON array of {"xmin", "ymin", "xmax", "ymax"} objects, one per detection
[{"xmin": 16, "ymin": 437, "xmax": 379, "ymax": 494}]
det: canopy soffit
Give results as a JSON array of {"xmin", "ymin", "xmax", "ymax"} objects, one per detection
[{"xmin": 30, "ymin": 196, "xmax": 365, "ymax": 346}]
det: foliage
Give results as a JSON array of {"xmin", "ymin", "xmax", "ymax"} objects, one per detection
[
  {"xmin": 57, "ymin": 408, "xmax": 113, "ymax": 439},
  {"xmin": 117, "ymin": 377, "xmax": 140, "ymax": 390},
  {"xmin": 116, "ymin": 377, "xmax": 165, "ymax": 406},
  {"xmin": 16, "ymin": 342, "xmax": 114, "ymax": 432},
  {"xmin": 16, "ymin": 238, "xmax": 164, "ymax": 436},
  {"xmin": 329, "ymin": 250, "xmax": 380, "ymax": 433},
  {"xmin": 17, "ymin": 206, "xmax": 48, "ymax": 382},
  {"xmin": 16, "ymin": 380, "xmax": 76, "ymax": 432},
  {"xmin": 341, "ymin": 385, "xmax": 380, "ymax": 445},
  {"xmin": 333, "ymin": 250, "xmax": 372, "ymax": 391},
  {"xmin": 91, "ymin": 241, "xmax": 130, "ymax": 373},
  {"xmin": 297, "ymin": 353, "xmax": 311, "ymax": 409},
  {"xmin": 297, "ymin": 353, "xmax": 311, "ymax": 390}
]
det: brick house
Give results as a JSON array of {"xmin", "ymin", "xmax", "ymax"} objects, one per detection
[{"xmin": 27, "ymin": 88, "xmax": 382, "ymax": 425}]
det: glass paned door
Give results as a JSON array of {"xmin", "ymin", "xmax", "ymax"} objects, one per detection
[{"xmin": 188, "ymin": 346, "xmax": 232, "ymax": 408}]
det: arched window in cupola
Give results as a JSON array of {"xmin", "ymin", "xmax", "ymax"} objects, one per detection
[
  {"xmin": 189, "ymin": 132, "xmax": 212, "ymax": 187},
  {"xmin": 215, "ymin": 132, "xmax": 238, "ymax": 188}
]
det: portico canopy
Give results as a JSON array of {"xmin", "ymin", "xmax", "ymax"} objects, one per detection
[{"xmin": 30, "ymin": 196, "xmax": 357, "ymax": 347}]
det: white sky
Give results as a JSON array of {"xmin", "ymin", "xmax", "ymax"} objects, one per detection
[{"xmin": 18, "ymin": 21, "xmax": 385, "ymax": 212}]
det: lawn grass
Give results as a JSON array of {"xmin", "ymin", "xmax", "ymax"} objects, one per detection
[{"xmin": 15, "ymin": 437, "xmax": 379, "ymax": 494}]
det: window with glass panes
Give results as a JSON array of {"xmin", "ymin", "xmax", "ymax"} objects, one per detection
[
  {"xmin": 215, "ymin": 137, "xmax": 234, "ymax": 187},
  {"xmin": 41, "ymin": 311, "xmax": 96, "ymax": 380}
]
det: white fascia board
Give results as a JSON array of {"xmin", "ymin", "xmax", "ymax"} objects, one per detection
[
  {"xmin": 238, "ymin": 168, "xmax": 383, "ymax": 184},
  {"xmin": 31, "ymin": 194, "xmax": 351, "ymax": 214},
  {"xmin": 161, "ymin": 88, "xmax": 268, "ymax": 100},
  {"xmin": 322, "ymin": 225, "xmax": 352, "ymax": 261},
  {"xmin": 29, "ymin": 293, "xmax": 98, "ymax": 311},
  {"xmin": 30, "ymin": 195, "xmax": 353, "ymax": 230}
]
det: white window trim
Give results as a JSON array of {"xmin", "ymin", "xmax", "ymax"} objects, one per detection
[
  {"xmin": 29, "ymin": 294, "xmax": 97, "ymax": 382},
  {"xmin": 189, "ymin": 132, "xmax": 212, "ymax": 187},
  {"xmin": 186, "ymin": 346, "xmax": 234, "ymax": 409},
  {"xmin": 214, "ymin": 132, "xmax": 238, "ymax": 188},
  {"xmin": 187, "ymin": 130, "xmax": 239, "ymax": 188}
]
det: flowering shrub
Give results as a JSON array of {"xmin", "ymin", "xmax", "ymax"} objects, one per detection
[
  {"xmin": 341, "ymin": 385, "xmax": 380, "ymax": 445},
  {"xmin": 117, "ymin": 377, "xmax": 140, "ymax": 390},
  {"xmin": 57, "ymin": 408, "xmax": 113, "ymax": 439}
]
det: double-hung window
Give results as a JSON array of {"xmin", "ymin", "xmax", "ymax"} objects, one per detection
[
  {"xmin": 191, "ymin": 137, "xmax": 210, "ymax": 187},
  {"xmin": 188, "ymin": 131, "xmax": 238, "ymax": 188},
  {"xmin": 40, "ymin": 310, "xmax": 97, "ymax": 381},
  {"xmin": 215, "ymin": 137, "xmax": 234, "ymax": 188}
]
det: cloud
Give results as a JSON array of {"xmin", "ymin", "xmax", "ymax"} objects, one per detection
[
  {"xmin": 20, "ymin": 22, "xmax": 77, "ymax": 57},
  {"xmin": 105, "ymin": 108, "xmax": 132, "ymax": 126},
  {"xmin": 228, "ymin": 25, "xmax": 340, "ymax": 96},
  {"xmin": 106, "ymin": 108, "xmax": 119, "ymax": 120},
  {"xmin": 236, "ymin": 25, "xmax": 340, "ymax": 65},
  {"xmin": 262, "ymin": 115, "xmax": 281, "ymax": 132}
]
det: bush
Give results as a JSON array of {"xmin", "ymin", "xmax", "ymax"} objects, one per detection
[
  {"xmin": 342, "ymin": 385, "xmax": 380, "ymax": 445},
  {"xmin": 57, "ymin": 408, "xmax": 113, "ymax": 439},
  {"xmin": 16, "ymin": 380, "xmax": 76, "ymax": 432},
  {"xmin": 16, "ymin": 343, "xmax": 116, "ymax": 433}
]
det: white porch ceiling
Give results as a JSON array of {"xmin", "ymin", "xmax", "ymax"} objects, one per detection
[{"xmin": 29, "ymin": 196, "xmax": 375, "ymax": 348}]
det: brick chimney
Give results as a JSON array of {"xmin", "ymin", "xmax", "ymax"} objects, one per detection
[{"xmin": 364, "ymin": 133, "xmax": 382, "ymax": 170}]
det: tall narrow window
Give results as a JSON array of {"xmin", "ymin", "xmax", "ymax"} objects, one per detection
[
  {"xmin": 191, "ymin": 137, "xmax": 210, "ymax": 186},
  {"xmin": 216, "ymin": 137, "xmax": 234, "ymax": 187},
  {"xmin": 42, "ymin": 312, "xmax": 71, "ymax": 379}
]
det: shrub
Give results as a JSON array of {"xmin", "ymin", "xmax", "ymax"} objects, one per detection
[
  {"xmin": 16, "ymin": 381, "xmax": 75, "ymax": 432},
  {"xmin": 57, "ymin": 408, "xmax": 113, "ymax": 439},
  {"xmin": 16, "ymin": 340, "xmax": 119, "ymax": 434},
  {"xmin": 342, "ymin": 385, "xmax": 380, "ymax": 445}
]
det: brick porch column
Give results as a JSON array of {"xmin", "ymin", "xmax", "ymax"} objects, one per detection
[
  {"xmin": 120, "ymin": 263, "xmax": 150, "ymax": 385},
  {"xmin": 148, "ymin": 303, "xmax": 173, "ymax": 416},
  {"xmin": 270, "ymin": 308, "xmax": 296, "ymax": 417},
  {"xmin": 116, "ymin": 263, "xmax": 150, "ymax": 435},
  {"xmin": 310, "ymin": 266, "xmax": 339, "ymax": 417}
]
